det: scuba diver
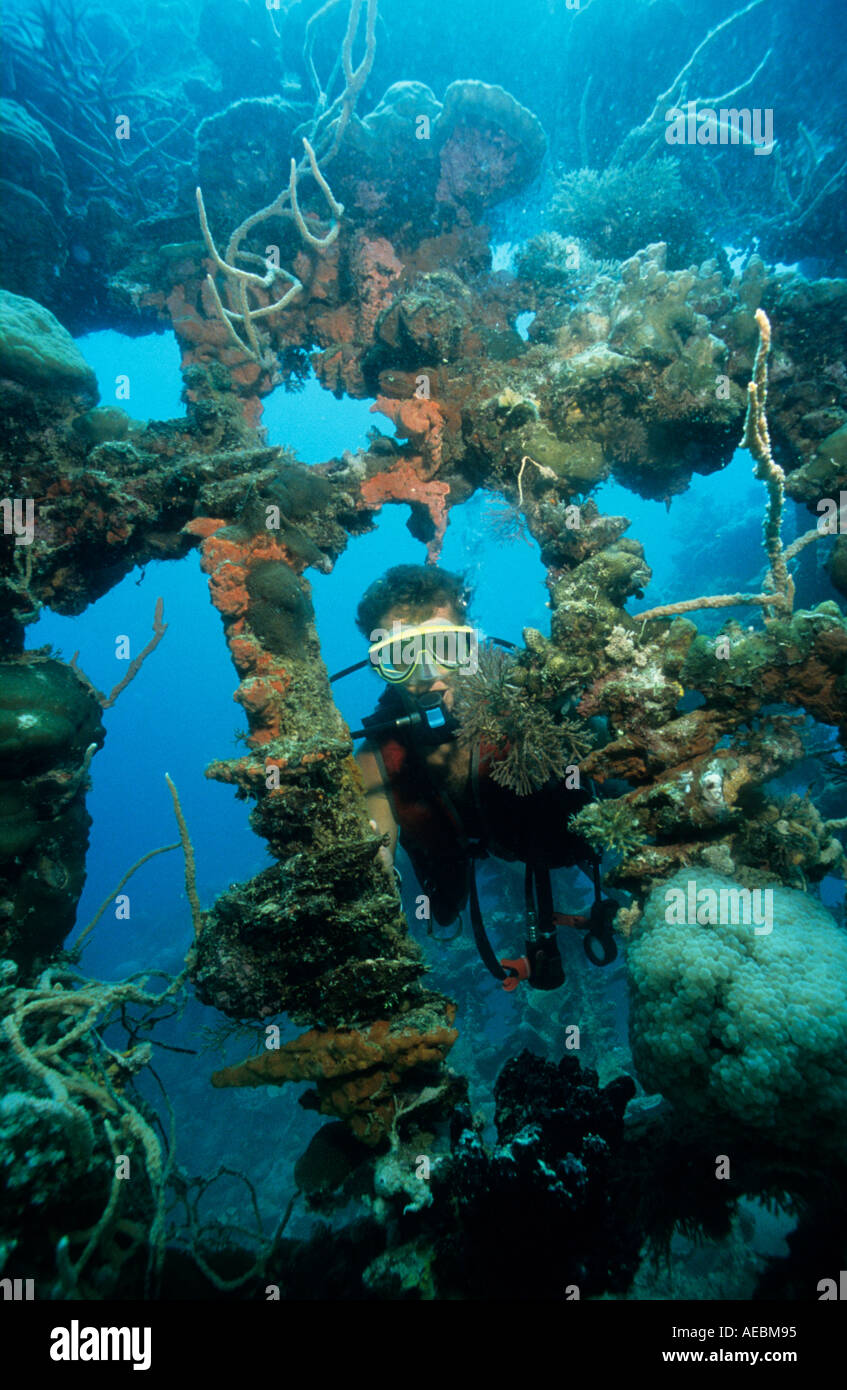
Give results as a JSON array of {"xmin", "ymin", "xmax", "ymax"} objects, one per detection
[{"xmin": 331, "ymin": 564, "xmax": 618, "ymax": 992}]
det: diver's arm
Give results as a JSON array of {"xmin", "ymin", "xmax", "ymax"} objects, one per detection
[{"xmin": 356, "ymin": 744, "xmax": 398, "ymax": 878}]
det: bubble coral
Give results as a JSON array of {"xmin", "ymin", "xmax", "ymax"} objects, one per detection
[{"xmin": 628, "ymin": 870, "xmax": 847, "ymax": 1152}]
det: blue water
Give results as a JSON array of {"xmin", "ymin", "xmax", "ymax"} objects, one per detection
[
  {"xmin": 6, "ymin": 0, "xmax": 847, "ymax": 1304},
  {"xmin": 263, "ymin": 373, "xmax": 375, "ymax": 463},
  {"xmin": 77, "ymin": 330, "xmax": 185, "ymax": 421}
]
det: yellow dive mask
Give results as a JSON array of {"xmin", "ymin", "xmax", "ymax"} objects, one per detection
[{"xmin": 367, "ymin": 622, "xmax": 478, "ymax": 684}]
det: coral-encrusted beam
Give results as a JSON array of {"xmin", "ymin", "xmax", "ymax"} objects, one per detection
[
  {"xmin": 185, "ymin": 515, "xmax": 460, "ymax": 1142},
  {"xmin": 212, "ymin": 1006, "xmax": 459, "ymax": 1146}
]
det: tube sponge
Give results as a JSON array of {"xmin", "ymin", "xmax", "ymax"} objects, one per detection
[{"xmin": 627, "ymin": 870, "xmax": 847, "ymax": 1151}]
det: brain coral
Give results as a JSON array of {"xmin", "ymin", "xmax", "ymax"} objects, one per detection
[
  {"xmin": 0, "ymin": 290, "xmax": 97, "ymax": 393},
  {"xmin": 627, "ymin": 870, "xmax": 847, "ymax": 1151}
]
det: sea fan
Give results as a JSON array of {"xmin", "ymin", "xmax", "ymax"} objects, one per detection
[
  {"xmin": 552, "ymin": 160, "xmax": 710, "ymax": 267},
  {"xmin": 480, "ymin": 498, "xmax": 533, "ymax": 548},
  {"xmin": 450, "ymin": 644, "xmax": 591, "ymax": 796}
]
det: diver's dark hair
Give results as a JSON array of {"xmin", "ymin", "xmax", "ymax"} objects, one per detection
[{"xmin": 355, "ymin": 565, "xmax": 472, "ymax": 637}]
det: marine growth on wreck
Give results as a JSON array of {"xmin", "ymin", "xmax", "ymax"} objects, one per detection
[{"xmin": 1, "ymin": 0, "xmax": 846, "ymax": 1320}]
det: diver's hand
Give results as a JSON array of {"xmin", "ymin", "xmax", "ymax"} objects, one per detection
[
  {"xmin": 369, "ymin": 818, "xmax": 397, "ymax": 882},
  {"xmin": 357, "ymin": 747, "xmax": 398, "ymax": 877}
]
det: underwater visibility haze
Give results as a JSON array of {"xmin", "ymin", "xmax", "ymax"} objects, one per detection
[{"xmin": 1, "ymin": 0, "xmax": 847, "ymax": 1322}]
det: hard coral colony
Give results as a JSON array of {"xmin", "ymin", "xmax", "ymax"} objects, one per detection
[{"xmin": 0, "ymin": 0, "xmax": 846, "ymax": 1319}]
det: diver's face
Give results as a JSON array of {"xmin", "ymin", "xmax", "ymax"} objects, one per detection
[{"xmin": 379, "ymin": 602, "xmax": 461, "ymax": 706}]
